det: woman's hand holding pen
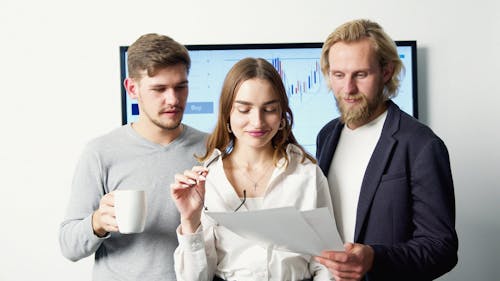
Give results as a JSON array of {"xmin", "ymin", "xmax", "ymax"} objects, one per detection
[{"xmin": 170, "ymin": 166, "xmax": 209, "ymax": 234}]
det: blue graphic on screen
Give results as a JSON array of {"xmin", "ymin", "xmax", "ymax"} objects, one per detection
[{"xmin": 122, "ymin": 43, "xmax": 416, "ymax": 155}]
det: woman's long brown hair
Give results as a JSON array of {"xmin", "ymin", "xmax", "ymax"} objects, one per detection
[{"xmin": 197, "ymin": 57, "xmax": 316, "ymax": 167}]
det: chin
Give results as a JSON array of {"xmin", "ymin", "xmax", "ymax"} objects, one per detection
[{"xmin": 155, "ymin": 119, "xmax": 182, "ymax": 131}]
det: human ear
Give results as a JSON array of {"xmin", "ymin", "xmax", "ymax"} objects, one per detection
[
  {"xmin": 382, "ymin": 62, "xmax": 394, "ymax": 84},
  {"xmin": 124, "ymin": 78, "xmax": 138, "ymax": 99}
]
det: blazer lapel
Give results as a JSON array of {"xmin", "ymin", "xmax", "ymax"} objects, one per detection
[
  {"xmin": 318, "ymin": 121, "xmax": 344, "ymax": 176},
  {"xmin": 354, "ymin": 101, "xmax": 400, "ymax": 242}
]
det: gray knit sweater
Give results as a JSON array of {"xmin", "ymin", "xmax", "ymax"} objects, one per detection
[{"xmin": 59, "ymin": 124, "xmax": 207, "ymax": 281}]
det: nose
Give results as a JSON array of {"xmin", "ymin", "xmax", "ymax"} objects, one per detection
[
  {"xmin": 163, "ymin": 88, "xmax": 179, "ymax": 105},
  {"xmin": 249, "ymin": 109, "xmax": 264, "ymax": 127},
  {"xmin": 343, "ymin": 77, "xmax": 358, "ymax": 95}
]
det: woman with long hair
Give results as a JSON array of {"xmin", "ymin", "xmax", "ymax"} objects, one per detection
[{"xmin": 171, "ymin": 58, "xmax": 334, "ymax": 281}]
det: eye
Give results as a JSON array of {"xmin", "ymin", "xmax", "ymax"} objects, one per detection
[
  {"xmin": 151, "ymin": 87, "xmax": 166, "ymax": 93},
  {"xmin": 263, "ymin": 106, "xmax": 278, "ymax": 113},
  {"xmin": 355, "ymin": 72, "xmax": 368, "ymax": 78},
  {"xmin": 175, "ymin": 84, "xmax": 188, "ymax": 91},
  {"xmin": 330, "ymin": 71, "xmax": 344, "ymax": 79},
  {"xmin": 236, "ymin": 106, "xmax": 250, "ymax": 113}
]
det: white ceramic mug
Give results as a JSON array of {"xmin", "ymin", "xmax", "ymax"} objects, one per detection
[{"xmin": 114, "ymin": 190, "xmax": 147, "ymax": 234}]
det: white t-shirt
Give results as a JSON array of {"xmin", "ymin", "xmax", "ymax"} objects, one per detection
[{"xmin": 327, "ymin": 111, "xmax": 387, "ymax": 242}]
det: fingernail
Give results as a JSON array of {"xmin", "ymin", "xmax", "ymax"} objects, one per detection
[{"xmin": 188, "ymin": 179, "xmax": 196, "ymax": 185}]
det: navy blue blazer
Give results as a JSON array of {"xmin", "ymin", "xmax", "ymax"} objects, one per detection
[{"xmin": 316, "ymin": 101, "xmax": 458, "ymax": 281}]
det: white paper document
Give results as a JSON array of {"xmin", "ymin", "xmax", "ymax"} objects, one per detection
[{"xmin": 206, "ymin": 207, "xmax": 343, "ymax": 255}]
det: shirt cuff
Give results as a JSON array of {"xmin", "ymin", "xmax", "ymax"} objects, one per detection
[{"xmin": 176, "ymin": 224, "xmax": 205, "ymax": 252}]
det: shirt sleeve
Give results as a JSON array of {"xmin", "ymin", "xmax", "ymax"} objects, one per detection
[
  {"xmin": 311, "ymin": 165, "xmax": 335, "ymax": 280},
  {"xmin": 58, "ymin": 145, "xmax": 108, "ymax": 261},
  {"xmin": 315, "ymin": 165, "xmax": 334, "ymax": 218},
  {"xmin": 173, "ymin": 219, "xmax": 218, "ymax": 281},
  {"xmin": 310, "ymin": 258, "xmax": 334, "ymax": 280}
]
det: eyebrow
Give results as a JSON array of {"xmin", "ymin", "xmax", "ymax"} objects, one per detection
[
  {"xmin": 329, "ymin": 67, "xmax": 373, "ymax": 73},
  {"xmin": 234, "ymin": 99, "xmax": 279, "ymax": 106},
  {"xmin": 149, "ymin": 80, "xmax": 189, "ymax": 88}
]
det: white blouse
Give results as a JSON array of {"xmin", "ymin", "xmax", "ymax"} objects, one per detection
[
  {"xmin": 242, "ymin": 197, "xmax": 264, "ymax": 210},
  {"xmin": 174, "ymin": 144, "xmax": 334, "ymax": 281}
]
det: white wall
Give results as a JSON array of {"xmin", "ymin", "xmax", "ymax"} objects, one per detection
[{"xmin": 1, "ymin": 0, "xmax": 498, "ymax": 280}]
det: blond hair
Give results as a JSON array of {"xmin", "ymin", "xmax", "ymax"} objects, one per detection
[{"xmin": 320, "ymin": 19, "xmax": 404, "ymax": 98}]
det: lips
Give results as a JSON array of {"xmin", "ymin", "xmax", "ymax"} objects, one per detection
[
  {"xmin": 342, "ymin": 93, "xmax": 361, "ymax": 101},
  {"xmin": 160, "ymin": 107, "xmax": 182, "ymax": 114},
  {"xmin": 247, "ymin": 130, "xmax": 268, "ymax": 137}
]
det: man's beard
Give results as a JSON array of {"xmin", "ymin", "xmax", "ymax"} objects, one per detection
[
  {"xmin": 144, "ymin": 107, "xmax": 184, "ymax": 131},
  {"xmin": 151, "ymin": 118, "xmax": 182, "ymax": 131},
  {"xmin": 335, "ymin": 91, "xmax": 384, "ymax": 126}
]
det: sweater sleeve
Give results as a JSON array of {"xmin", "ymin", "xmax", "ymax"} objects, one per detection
[{"xmin": 59, "ymin": 145, "xmax": 108, "ymax": 261}]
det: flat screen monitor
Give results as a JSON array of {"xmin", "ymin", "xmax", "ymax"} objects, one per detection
[{"xmin": 120, "ymin": 41, "xmax": 418, "ymax": 154}]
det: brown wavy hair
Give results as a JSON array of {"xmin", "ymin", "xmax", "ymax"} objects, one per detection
[
  {"xmin": 127, "ymin": 33, "xmax": 190, "ymax": 79},
  {"xmin": 197, "ymin": 57, "xmax": 315, "ymax": 167}
]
